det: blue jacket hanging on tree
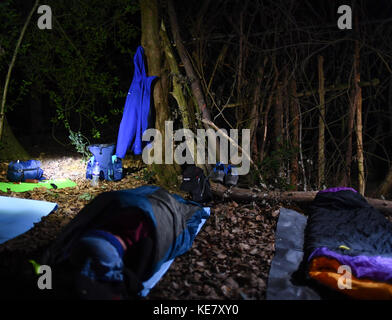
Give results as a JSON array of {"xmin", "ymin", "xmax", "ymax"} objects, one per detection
[{"xmin": 115, "ymin": 46, "xmax": 156, "ymax": 158}]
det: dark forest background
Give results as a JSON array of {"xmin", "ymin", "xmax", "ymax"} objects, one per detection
[{"xmin": 1, "ymin": 0, "xmax": 392, "ymax": 196}]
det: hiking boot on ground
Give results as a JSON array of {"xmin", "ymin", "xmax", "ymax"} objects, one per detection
[{"xmin": 211, "ymin": 162, "xmax": 226, "ymax": 183}]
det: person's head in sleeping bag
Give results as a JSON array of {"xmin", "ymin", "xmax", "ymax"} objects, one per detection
[
  {"xmin": 69, "ymin": 229, "xmax": 128, "ymax": 300},
  {"xmin": 68, "ymin": 207, "xmax": 155, "ymax": 300}
]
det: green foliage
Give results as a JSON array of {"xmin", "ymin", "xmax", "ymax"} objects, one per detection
[
  {"xmin": 79, "ymin": 192, "xmax": 93, "ymax": 201},
  {"xmin": 46, "ymin": 189, "xmax": 59, "ymax": 198},
  {"xmin": 91, "ymin": 128, "xmax": 101, "ymax": 140},
  {"xmin": 1, "ymin": 0, "xmax": 141, "ymax": 144},
  {"xmin": 28, "ymin": 260, "xmax": 41, "ymax": 275},
  {"xmin": 0, "ymin": 1, "xmax": 19, "ymax": 60},
  {"xmin": 0, "ymin": 0, "xmax": 31, "ymax": 113},
  {"xmin": 68, "ymin": 130, "xmax": 91, "ymax": 161},
  {"xmin": 135, "ymin": 167, "xmax": 156, "ymax": 184}
]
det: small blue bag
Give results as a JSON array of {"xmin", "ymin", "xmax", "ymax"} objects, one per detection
[
  {"xmin": 7, "ymin": 160, "xmax": 44, "ymax": 182},
  {"xmin": 86, "ymin": 144, "xmax": 123, "ymax": 181}
]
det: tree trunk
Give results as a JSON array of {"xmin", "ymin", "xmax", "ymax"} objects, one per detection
[
  {"xmin": 259, "ymin": 66, "xmax": 278, "ymax": 163},
  {"xmin": 274, "ymin": 82, "xmax": 283, "ymax": 153},
  {"xmin": 354, "ymin": 40, "xmax": 365, "ymax": 195},
  {"xmin": 378, "ymin": 167, "xmax": 392, "ymax": 197},
  {"xmin": 167, "ymin": 0, "xmax": 220, "ymax": 167},
  {"xmin": 290, "ymin": 78, "xmax": 299, "ymax": 190},
  {"xmin": 160, "ymin": 20, "xmax": 206, "ymax": 170},
  {"xmin": 282, "ymin": 69, "xmax": 290, "ymax": 154},
  {"xmin": 140, "ymin": 0, "xmax": 180, "ymax": 187},
  {"xmin": 0, "ymin": 0, "xmax": 39, "ymax": 142},
  {"xmin": 160, "ymin": 21, "xmax": 192, "ymax": 130},
  {"xmin": 389, "ymin": 78, "xmax": 392, "ymax": 139},
  {"xmin": 249, "ymin": 57, "xmax": 267, "ymax": 159},
  {"xmin": 342, "ymin": 80, "xmax": 357, "ymax": 186},
  {"xmin": 272, "ymin": 54, "xmax": 283, "ymax": 156},
  {"xmin": 235, "ymin": 1, "xmax": 249, "ymax": 127},
  {"xmin": 378, "ymin": 79, "xmax": 392, "ymax": 195},
  {"xmin": 167, "ymin": 0, "xmax": 212, "ymax": 130},
  {"xmin": 318, "ymin": 55, "xmax": 326, "ymax": 188}
]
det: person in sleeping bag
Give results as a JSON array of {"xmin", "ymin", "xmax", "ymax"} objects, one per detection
[
  {"xmin": 68, "ymin": 207, "xmax": 154, "ymax": 300},
  {"xmin": 39, "ymin": 185, "xmax": 209, "ymax": 300}
]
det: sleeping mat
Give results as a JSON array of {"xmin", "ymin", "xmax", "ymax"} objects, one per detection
[{"xmin": 0, "ymin": 196, "xmax": 57, "ymax": 244}]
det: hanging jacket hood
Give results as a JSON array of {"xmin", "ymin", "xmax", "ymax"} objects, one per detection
[{"xmin": 115, "ymin": 46, "xmax": 157, "ymax": 158}]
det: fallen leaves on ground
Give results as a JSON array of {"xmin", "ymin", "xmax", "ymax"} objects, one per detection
[
  {"xmin": 0, "ymin": 155, "xmax": 280, "ymax": 300},
  {"xmin": 147, "ymin": 200, "xmax": 279, "ymax": 300},
  {"xmin": 0, "ymin": 155, "xmax": 147, "ymax": 262}
]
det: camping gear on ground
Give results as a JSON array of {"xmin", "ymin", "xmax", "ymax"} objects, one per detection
[
  {"xmin": 7, "ymin": 160, "xmax": 44, "ymax": 182},
  {"xmin": 0, "ymin": 196, "xmax": 57, "ymax": 244},
  {"xmin": 180, "ymin": 165, "xmax": 212, "ymax": 204},
  {"xmin": 115, "ymin": 46, "xmax": 157, "ymax": 158},
  {"xmin": 210, "ymin": 163, "xmax": 239, "ymax": 187},
  {"xmin": 91, "ymin": 162, "xmax": 100, "ymax": 187},
  {"xmin": 266, "ymin": 208, "xmax": 322, "ymax": 300},
  {"xmin": 303, "ymin": 187, "xmax": 392, "ymax": 299},
  {"xmin": 224, "ymin": 164, "xmax": 239, "ymax": 187},
  {"xmin": 86, "ymin": 144, "xmax": 123, "ymax": 182},
  {"xmin": 0, "ymin": 179, "xmax": 77, "ymax": 193},
  {"xmin": 39, "ymin": 186, "xmax": 210, "ymax": 299},
  {"xmin": 211, "ymin": 162, "xmax": 225, "ymax": 183}
]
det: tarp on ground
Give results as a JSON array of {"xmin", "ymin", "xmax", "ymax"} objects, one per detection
[
  {"xmin": 266, "ymin": 208, "xmax": 321, "ymax": 300},
  {"xmin": 0, "ymin": 196, "xmax": 57, "ymax": 244}
]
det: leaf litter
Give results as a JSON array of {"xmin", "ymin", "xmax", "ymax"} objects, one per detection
[{"xmin": 0, "ymin": 155, "xmax": 281, "ymax": 300}]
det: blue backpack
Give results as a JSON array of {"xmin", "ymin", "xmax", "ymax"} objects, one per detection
[
  {"xmin": 7, "ymin": 160, "xmax": 44, "ymax": 182},
  {"xmin": 86, "ymin": 144, "xmax": 123, "ymax": 181}
]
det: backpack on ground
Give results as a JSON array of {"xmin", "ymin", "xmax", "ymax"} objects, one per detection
[
  {"xmin": 86, "ymin": 144, "xmax": 123, "ymax": 181},
  {"xmin": 7, "ymin": 160, "xmax": 44, "ymax": 182},
  {"xmin": 180, "ymin": 165, "xmax": 212, "ymax": 204}
]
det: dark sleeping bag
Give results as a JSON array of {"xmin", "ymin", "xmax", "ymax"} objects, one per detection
[
  {"xmin": 304, "ymin": 187, "xmax": 392, "ymax": 299},
  {"xmin": 39, "ymin": 186, "xmax": 209, "ymax": 299}
]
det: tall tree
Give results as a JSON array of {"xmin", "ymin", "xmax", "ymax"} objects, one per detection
[
  {"xmin": 167, "ymin": 0, "xmax": 213, "ymax": 131},
  {"xmin": 318, "ymin": 55, "xmax": 326, "ymax": 188},
  {"xmin": 167, "ymin": 0, "xmax": 226, "ymax": 169},
  {"xmin": 354, "ymin": 39, "xmax": 365, "ymax": 195},
  {"xmin": 343, "ymin": 76, "xmax": 357, "ymax": 186},
  {"xmin": 0, "ymin": 0, "xmax": 38, "ymax": 142},
  {"xmin": 0, "ymin": 0, "xmax": 38, "ymax": 160},
  {"xmin": 140, "ymin": 0, "xmax": 180, "ymax": 186},
  {"xmin": 290, "ymin": 78, "xmax": 300, "ymax": 190},
  {"xmin": 249, "ymin": 57, "xmax": 267, "ymax": 159}
]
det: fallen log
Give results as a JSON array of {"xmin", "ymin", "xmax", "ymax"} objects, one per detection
[{"xmin": 210, "ymin": 182, "xmax": 392, "ymax": 215}]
